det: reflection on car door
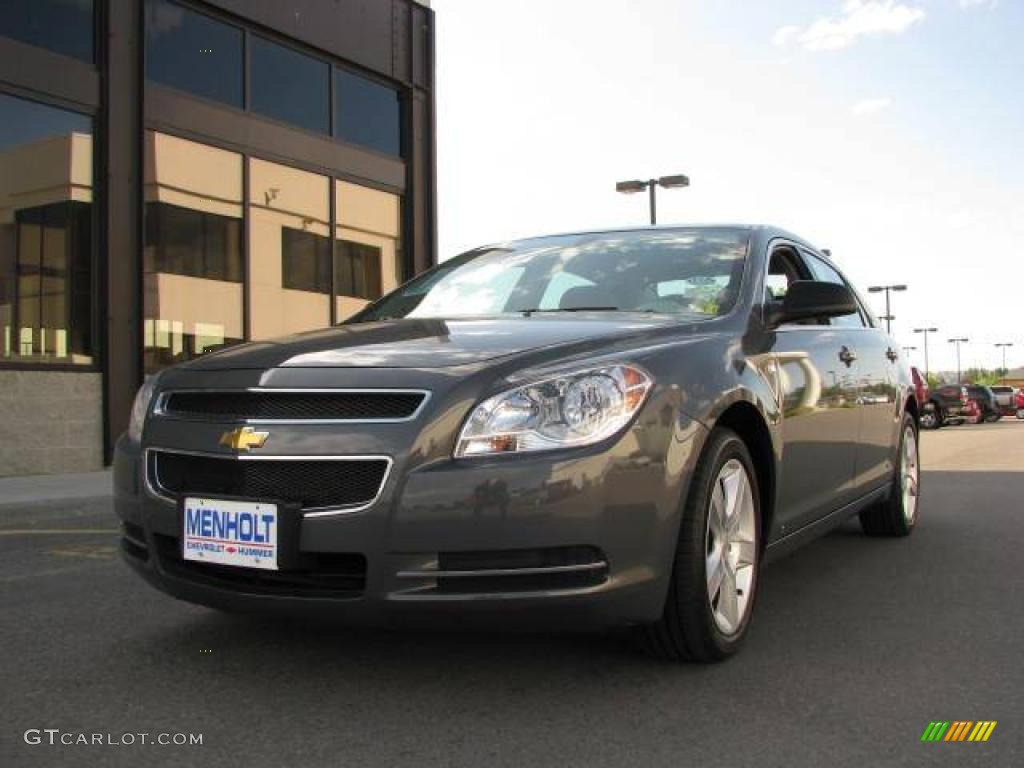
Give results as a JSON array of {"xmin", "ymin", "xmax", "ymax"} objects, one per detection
[
  {"xmin": 765, "ymin": 244, "xmax": 862, "ymax": 537},
  {"xmin": 803, "ymin": 251, "xmax": 898, "ymax": 494}
]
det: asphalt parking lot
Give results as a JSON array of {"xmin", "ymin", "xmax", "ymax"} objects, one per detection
[{"xmin": 1, "ymin": 421, "xmax": 1021, "ymax": 768}]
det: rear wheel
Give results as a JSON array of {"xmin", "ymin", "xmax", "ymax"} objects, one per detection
[
  {"xmin": 860, "ymin": 413, "xmax": 920, "ymax": 537},
  {"xmin": 640, "ymin": 428, "xmax": 761, "ymax": 662},
  {"xmin": 1017, "ymin": 408, "xmax": 1024, "ymax": 420}
]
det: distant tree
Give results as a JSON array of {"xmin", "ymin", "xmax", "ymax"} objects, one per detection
[
  {"xmin": 925, "ymin": 372, "xmax": 943, "ymax": 389},
  {"xmin": 962, "ymin": 368, "xmax": 1001, "ymax": 385}
]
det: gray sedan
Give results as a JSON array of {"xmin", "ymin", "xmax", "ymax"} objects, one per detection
[{"xmin": 115, "ymin": 225, "xmax": 920, "ymax": 662}]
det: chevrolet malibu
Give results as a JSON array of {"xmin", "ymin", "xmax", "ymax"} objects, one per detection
[{"xmin": 115, "ymin": 225, "xmax": 921, "ymax": 662}]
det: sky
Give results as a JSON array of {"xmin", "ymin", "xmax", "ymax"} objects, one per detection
[{"xmin": 431, "ymin": 0, "xmax": 1024, "ymax": 375}]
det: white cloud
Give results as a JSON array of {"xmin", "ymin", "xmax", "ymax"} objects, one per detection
[
  {"xmin": 958, "ymin": 0, "xmax": 996, "ymax": 8},
  {"xmin": 773, "ymin": 1, "xmax": 925, "ymax": 52},
  {"xmin": 852, "ymin": 97, "xmax": 892, "ymax": 116}
]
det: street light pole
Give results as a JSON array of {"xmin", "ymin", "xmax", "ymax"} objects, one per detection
[
  {"xmin": 948, "ymin": 337, "xmax": 969, "ymax": 383},
  {"xmin": 995, "ymin": 342, "xmax": 1014, "ymax": 375},
  {"xmin": 616, "ymin": 174, "xmax": 690, "ymax": 225},
  {"xmin": 913, "ymin": 327, "xmax": 938, "ymax": 380},
  {"xmin": 867, "ymin": 284, "xmax": 907, "ymax": 335}
]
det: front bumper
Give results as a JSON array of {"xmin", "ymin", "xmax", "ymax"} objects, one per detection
[{"xmin": 113, "ymin": 415, "xmax": 706, "ymax": 629}]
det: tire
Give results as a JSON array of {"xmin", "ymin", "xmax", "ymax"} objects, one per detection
[
  {"xmin": 920, "ymin": 403, "xmax": 942, "ymax": 430},
  {"xmin": 1017, "ymin": 408, "xmax": 1024, "ymax": 420},
  {"xmin": 640, "ymin": 427, "xmax": 761, "ymax": 662},
  {"xmin": 859, "ymin": 413, "xmax": 920, "ymax": 537}
]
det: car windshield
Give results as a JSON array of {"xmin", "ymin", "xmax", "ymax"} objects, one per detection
[{"xmin": 350, "ymin": 228, "xmax": 750, "ymax": 322}]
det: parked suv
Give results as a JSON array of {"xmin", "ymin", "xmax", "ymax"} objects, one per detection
[
  {"xmin": 921, "ymin": 384, "xmax": 970, "ymax": 429},
  {"xmin": 990, "ymin": 385, "xmax": 1018, "ymax": 417},
  {"xmin": 964, "ymin": 384, "xmax": 1001, "ymax": 423}
]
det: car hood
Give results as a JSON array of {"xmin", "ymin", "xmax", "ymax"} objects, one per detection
[{"xmin": 181, "ymin": 315, "xmax": 682, "ymax": 370}]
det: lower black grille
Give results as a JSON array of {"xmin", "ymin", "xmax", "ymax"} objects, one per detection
[
  {"xmin": 151, "ymin": 452, "xmax": 388, "ymax": 510},
  {"xmin": 162, "ymin": 390, "xmax": 426, "ymax": 421},
  {"xmin": 154, "ymin": 535, "xmax": 365, "ymax": 597}
]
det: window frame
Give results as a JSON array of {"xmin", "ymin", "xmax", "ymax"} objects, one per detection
[
  {"xmin": 142, "ymin": 0, "xmax": 408, "ymax": 155},
  {"xmin": 0, "ymin": 0, "xmax": 98, "ymax": 64},
  {"xmin": 0, "ymin": 89, "xmax": 99, "ymax": 372},
  {"xmin": 143, "ymin": 0, "xmax": 245, "ymax": 111},
  {"xmin": 761, "ymin": 240, "xmax": 872, "ymax": 331}
]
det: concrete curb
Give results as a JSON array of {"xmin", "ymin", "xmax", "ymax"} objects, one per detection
[{"xmin": 0, "ymin": 470, "xmax": 112, "ymax": 508}]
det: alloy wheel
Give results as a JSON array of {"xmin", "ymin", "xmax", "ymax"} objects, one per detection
[
  {"xmin": 706, "ymin": 459, "xmax": 757, "ymax": 635},
  {"xmin": 901, "ymin": 425, "xmax": 920, "ymax": 524}
]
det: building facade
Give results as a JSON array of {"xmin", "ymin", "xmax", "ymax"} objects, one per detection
[{"xmin": 0, "ymin": 0, "xmax": 436, "ymax": 476}]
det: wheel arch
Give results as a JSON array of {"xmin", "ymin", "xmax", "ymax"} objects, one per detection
[{"xmin": 712, "ymin": 401, "xmax": 775, "ymax": 550}]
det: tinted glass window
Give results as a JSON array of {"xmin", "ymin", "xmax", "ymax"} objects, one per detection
[
  {"xmin": 0, "ymin": 0, "xmax": 94, "ymax": 62},
  {"xmin": 0, "ymin": 93, "xmax": 94, "ymax": 364},
  {"xmin": 282, "ymin": 228, "xmax": 331, "ymax": 294},
  {"xmin": 804, "ymin": 253, "xmax": 865, "ymax": 328},
  {"xmin": 336, "ymin": 241, "xmax": 383, "ymax": 301},
  {"xmin": 145, "ymin": 203, "xmax": 242, "ymax": 282},
  {"xmin": 248, "ymin": 158, "xmax": 331, "ymax": 337},
  {"xmin": 335, "ymin": 70, "xmax": 402, "ymax": 155},
  {"xmin": 251, "ymin": 36, "xmax": 329, "ymax": 134},
  {"xmin": 145, "ymin": 0, "xmax": 243, "ymax": 108},
  {"xmin": 354, "ymin": 229, "xmax": 749, "ymax": 322},
  {"xmin": 143, "ymin": 132, "xmax": 244, "ymax": 372}
]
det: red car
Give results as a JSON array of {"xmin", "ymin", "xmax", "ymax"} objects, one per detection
[
  {"xmin": 911, "ymin": 367, "xmax": 929, "ymax": 410},
  {"xmin": 1017, "ymin": 389, "xmax": 1024, "ymax": 420}
]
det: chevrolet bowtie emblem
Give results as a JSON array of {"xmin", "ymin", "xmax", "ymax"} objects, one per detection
[{"xmin": 219, "ymin": 426, "xmax": 269, "ymax": 452}]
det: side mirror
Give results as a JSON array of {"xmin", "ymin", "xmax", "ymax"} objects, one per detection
[{"xmin": 767, "ymin": 280, "xmax": 859, "ymax": 327}]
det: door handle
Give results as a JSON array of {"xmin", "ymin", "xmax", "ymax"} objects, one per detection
[
  {"xmin": 886, "ymin": 347, "xmax": 898, "ymax": 362},
  {"xmin": 838, "ymin": 346, "xmax": 857, "ymax": 365}
]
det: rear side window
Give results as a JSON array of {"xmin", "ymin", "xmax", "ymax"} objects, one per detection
[{"xmin": 803, "ymin": 253, "xmax": 866, "ymax": 328}]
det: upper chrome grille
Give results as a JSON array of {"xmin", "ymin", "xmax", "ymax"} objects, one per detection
[
  {"xmin": 147, "ymin": 449, "xmax": 391, "ymax": 514},
  {"xmin": 155, "ymin": 389, "xmax": 429, "ymax": 423}
]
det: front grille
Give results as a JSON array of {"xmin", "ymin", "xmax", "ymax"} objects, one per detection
[
  {"xmin": 160, "ymin": 390, "xmax": 426, "ymax": 422},
  {"xmin": 150, "ymin": 451, "xmax": 389, "ymax": 511},
  {"xmin": 154, "ymin": 535, "xmax": 365, "ymax": 597}
]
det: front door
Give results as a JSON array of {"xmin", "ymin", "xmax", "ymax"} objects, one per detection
[
  {"xmin": 764, "ymin": 244, "xmax": 862, "ymax": 537},
  {"xmin": 803, "ymin": 251, "xmax": 900, "ymax": 493}
]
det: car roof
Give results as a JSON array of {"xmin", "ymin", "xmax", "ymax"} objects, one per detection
[{"xmin": 495, "ymin": 224, "xmax": 823, "ymax": 254}]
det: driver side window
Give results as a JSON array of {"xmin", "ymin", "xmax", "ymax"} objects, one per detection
[{"xmin": 765, "ymin": 246, "xmax": 819, "ymax": 326}]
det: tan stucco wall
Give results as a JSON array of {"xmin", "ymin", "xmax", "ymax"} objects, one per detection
[{"xmin": 0, "ymin": 370, "xmax": 103, "ymax": 477}]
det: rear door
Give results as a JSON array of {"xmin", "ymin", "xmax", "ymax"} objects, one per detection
[
  {"xmin": 803, "ymin": 251, "xmax": 899, "ymax": 494},
  {"xmin": 764, "ymin": 243, "xmax": 862, "ymax": 535}
]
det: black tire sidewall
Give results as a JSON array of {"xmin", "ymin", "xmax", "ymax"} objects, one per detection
[{"xmin": 676, "ymin": 429, "xmax": 762, "ymax": 656}]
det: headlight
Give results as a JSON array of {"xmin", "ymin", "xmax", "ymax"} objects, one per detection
[
  {"xmin": 127, "ymin": 374, "xmax": 161, "ymax": 442},
  {"xmin": 455, "ymin": 364, "xmax": 653, "ymax": 457}
]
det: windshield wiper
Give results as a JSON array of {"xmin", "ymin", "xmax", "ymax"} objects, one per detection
[{"xmin": 518, "ymin": 306, "xmax": 620, "ymax": 316}]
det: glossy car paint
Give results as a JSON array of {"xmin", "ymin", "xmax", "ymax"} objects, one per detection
[{"xmin": 114, "ymin": 225, "xmax": 915, "ymax": 627}]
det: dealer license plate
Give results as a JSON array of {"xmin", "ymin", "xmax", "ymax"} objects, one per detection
[{"xmin": 182, "ymin": 497, "xmax": 278, "ymax": 571}]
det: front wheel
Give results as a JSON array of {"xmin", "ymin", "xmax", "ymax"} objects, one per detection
[
  {"xmin": 860, "ymin": 413, "xmax": 920, "ymax": 537},
  {"xmin": 1017, "ymin": 408, "xmax": 1024, "ymax": 420},
  {"xmin": 640, "ymin": 428, "xmax": 761, "ymax": 662}
]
